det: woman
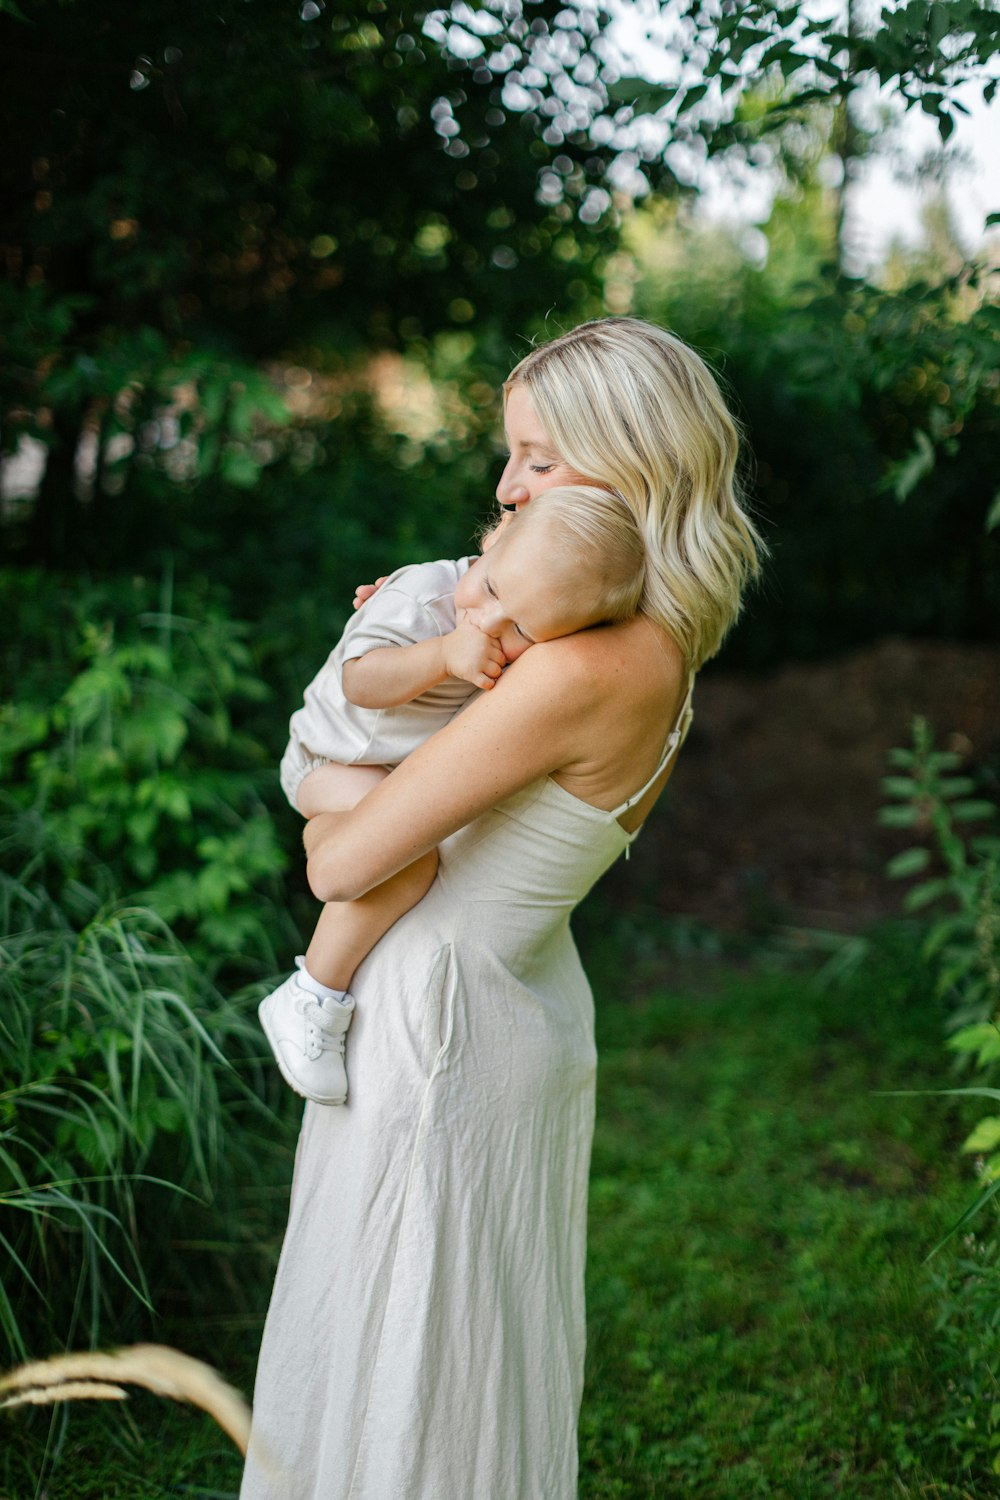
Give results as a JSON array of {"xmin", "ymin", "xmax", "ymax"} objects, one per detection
[{"xmin": 240, "ymin": 317, "xmax": 763, "ymax": 1500}]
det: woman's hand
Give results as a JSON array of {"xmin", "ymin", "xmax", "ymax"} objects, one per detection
[{"xmin": 352, "ymin": 577, "xmax": 388, "ymax": 611}]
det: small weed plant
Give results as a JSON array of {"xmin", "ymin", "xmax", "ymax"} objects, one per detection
[
  {"xmin": 881, "ymin": 715, "xmax": 1000, "ymax": 1480},
  {"xmin": 880, "ymin": 716, "xmax": 1000, "ymax": 1175}
]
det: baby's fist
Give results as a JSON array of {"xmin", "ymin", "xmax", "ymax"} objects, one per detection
[{"xmin": 444, "ymin": 621, "xmax": 506, "ymax": 690}]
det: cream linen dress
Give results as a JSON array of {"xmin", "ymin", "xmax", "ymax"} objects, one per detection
[{"xmin": 241, "ymin": 681, "xmax": 695, "ymax": 1500}]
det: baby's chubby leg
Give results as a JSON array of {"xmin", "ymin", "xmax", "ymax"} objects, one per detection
[
  {"xmin": 305, "ymin": 852, "xmax": 439, "ymax": 992},
  {"xmin": 295, "ymin": 762, "xmax": 439, "ymax": 993},
  {"xmin": 295, "ymin": 761, "xmax": 390, "ymax": 818},
  {"xmin": 260, "ymin": 760, "xmax": 437, "ymax": 1105}
]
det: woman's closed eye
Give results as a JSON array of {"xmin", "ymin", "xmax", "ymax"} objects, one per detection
[{"xmin": 529, "ymin": 463, "xmax": 554, "ymax": 474}]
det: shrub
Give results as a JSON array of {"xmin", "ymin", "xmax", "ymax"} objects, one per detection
[{"xmin": 0, "ymin": 572, "xmax": 294, "ymax": 978}]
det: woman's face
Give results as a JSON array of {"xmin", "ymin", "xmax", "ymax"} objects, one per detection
[{"xmin": 495, "ymin": 383, "xmax": 591, "ymax": 512}]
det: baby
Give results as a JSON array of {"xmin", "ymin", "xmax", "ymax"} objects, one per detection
[{"xmin": 259, "ymin": 485, "xmax": 645, "ymax": 1104}]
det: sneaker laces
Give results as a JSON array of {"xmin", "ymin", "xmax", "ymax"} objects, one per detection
[{"xmin": 301, "ymin": 997, "xmax": 348, "ymax": 1058}]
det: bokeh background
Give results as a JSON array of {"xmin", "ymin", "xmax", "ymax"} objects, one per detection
[{"xmin": 1, "ymin": 2, "xmax": 998, "ymax": 1495}]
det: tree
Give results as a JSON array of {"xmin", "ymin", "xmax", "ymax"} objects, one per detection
[{"xmin": 2, "ymin": 0, "xmax": 997, "ymax": 567}]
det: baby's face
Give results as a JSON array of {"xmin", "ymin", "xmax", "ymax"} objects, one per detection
[{"xmin": 454, "ymin": 523, "xmax": 595, "ymax": 664}]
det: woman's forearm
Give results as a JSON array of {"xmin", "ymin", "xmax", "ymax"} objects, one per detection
[{"xmin": 302, "ymin": 639, "xmax": 598, "ymax": 904}]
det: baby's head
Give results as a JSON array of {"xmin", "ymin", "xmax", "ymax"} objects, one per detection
[{"xmin": 454, "ymin": 486, "xmax": 645, "ymax": 663}]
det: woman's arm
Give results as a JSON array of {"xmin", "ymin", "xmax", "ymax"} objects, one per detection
[{"xmin": 304, "ymin": 634, "xmax": 607, "ymax": 903}]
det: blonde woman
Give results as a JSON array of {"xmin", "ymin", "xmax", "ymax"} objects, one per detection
[{"xmin": 240, "ymin": 318, "xmax": 763, "ymax": 1500}]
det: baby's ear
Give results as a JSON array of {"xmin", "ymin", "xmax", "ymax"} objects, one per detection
[{"xmin": 480, "ymin": 513, "xmax": 514, "ymax": 553}]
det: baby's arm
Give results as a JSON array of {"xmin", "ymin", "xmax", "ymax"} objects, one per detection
[{"xmin": 342, "ymin": 620, "xmax": 505, "ymax": 707}]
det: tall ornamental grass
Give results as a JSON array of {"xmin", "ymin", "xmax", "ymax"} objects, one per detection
[{"xmin": 0, "ymin": 826, "xmax": 274, "ymax": 1362}]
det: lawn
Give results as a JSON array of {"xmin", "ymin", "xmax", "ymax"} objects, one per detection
[{"xmin": 2, "ymin": 925, "xmax": 982, "ymax": 1498}]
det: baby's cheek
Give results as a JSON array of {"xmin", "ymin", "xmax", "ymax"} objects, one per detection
[{"xmin": 503, "ymin": 637, "xmax": 531, "ymax": 664}]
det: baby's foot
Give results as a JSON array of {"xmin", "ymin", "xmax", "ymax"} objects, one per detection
[{"xmin": 259, "ymin": 961, "xmax": 355, "ymax": 1105}]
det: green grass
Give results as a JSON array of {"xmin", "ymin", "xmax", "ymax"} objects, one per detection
[
  {"xmin": 2, "ymin": 926, "xmax": 986, "ymax": 1498},
  {"xmin": 580, "ymin": 925, "xmax": 979, "ymax": 1498}
]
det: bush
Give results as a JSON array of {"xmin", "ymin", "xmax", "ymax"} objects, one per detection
[{"xmin": 0, "ymin": 570, "xmax": 294, "ymax": 978}]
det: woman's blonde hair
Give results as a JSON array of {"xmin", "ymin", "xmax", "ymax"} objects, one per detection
[
  {"xmin": 506, "ymin": 317, "xmax": 765, "ymax": 670},
  {"xmin": 511, "ymin": 485, "xmax": 645, "ymax": 626}
]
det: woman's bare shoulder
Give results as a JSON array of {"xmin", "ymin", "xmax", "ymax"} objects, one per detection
[{"xmin": 522, "ymin": 616, "xmax": 684, "ymax": 701}]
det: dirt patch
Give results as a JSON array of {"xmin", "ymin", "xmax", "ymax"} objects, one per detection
[{"xmin": 604, "ymin": 637, "xmax": 1000, "ymax": 933}]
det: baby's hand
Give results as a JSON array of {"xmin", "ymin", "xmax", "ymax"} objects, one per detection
[
  {"xmin": 443, "ymin": 620, "xmax": 506, "ymax": 690},
  {"xmin": 352, "ymin": 577, "xmax": 388, "ymax": 611}
]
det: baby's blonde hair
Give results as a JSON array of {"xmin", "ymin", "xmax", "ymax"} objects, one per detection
[
  {"xmin": 508, "ymin": 485, "xmax": 645, "ymax": 629},
  {"xmin": 506, "ymin": 318, "xmax": 765, "ymax": 670}
]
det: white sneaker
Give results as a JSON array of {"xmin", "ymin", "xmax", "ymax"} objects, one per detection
[{"xmin": 258, "ymin": 969, "xmax": 355, "ymax": 1105}]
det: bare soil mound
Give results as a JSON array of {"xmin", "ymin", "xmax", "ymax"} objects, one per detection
[{"xmin": 604, "ymin": 637, "xmax": 999, "ymax": 933}]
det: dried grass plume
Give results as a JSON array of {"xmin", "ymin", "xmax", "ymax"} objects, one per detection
[{"xmin": 0, "ymin": 1344, "xmax": 252, "ymax": 1455}]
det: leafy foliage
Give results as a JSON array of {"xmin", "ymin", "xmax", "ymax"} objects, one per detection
[
  {"xmin": 928, "ymin": 1231, "xmax": 1000, "ymax": 1479},
  {"xmin": 0, "ymin": 572, "xmax": 292, "ymax": 974},
  {"xmin": 880, "ymin": 716, "xmax": 999, "ymax": 1026},
  {"xmin": 881, "ymin": 716, "xmax": 1000, "ymax": 1181},
  {"xmin": 0, "ymin": 0, "xmax": 615, "ymax": 568},
  {"xmin": 623, "ymin": 194, "xmax": 1000, "ymax": 666}
]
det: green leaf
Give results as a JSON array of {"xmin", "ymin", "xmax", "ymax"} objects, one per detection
[
  {"xmin": 680, "ymin": 83, "xmax": 709, "ymax": 110},
  {"xmin": 904, "ymin": 877, "xmax": 949, "ymax": 913},
  {"xmin": 878, "ymin": 806, "xmax": 920, "ymax": 828},
  {"xmin": 961, "ymin": 1117, "xmax": 1000, "ymax": 1155},
  {"xmin": 890, "ymin": 429, "xmax": 934, "ymax": 502},
  {"xmin": 952, "ymin": 800, "xmax": 997, "ymax": 822},
  {"xmin": 949, "ymin": 1024, "xmax": 1000, "ymax": 1064},
  {"xmin": 937, "ymin": 776, "xmax": 976, "ymax": 799},
  {"xmin": 986, "ymin": 490, "xmax": 1000, "ymax": 533},
  {"xmin": 221, "ymin": 448, "xmax": 261, "ymax": 489},
  {"xmin": 886, "ymin": 847, "xmax": 931, "ymax": 879},
  {"xmin": 881, "ymin": 775, "xmax": 918, "ymax": 798}
]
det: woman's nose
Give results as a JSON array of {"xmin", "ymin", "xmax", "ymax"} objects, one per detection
[
  {"xmin": 495, "ymin": 457, "xmax": 516, "ymax": 504},
  {"xmin": 496, "ymin": 460, "xmax": 530, "ymax": 508}
]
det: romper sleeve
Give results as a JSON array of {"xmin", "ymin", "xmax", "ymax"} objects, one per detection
[{"xmin": 341, "ymin": 559, "xmax": 467, "ymax": 659}]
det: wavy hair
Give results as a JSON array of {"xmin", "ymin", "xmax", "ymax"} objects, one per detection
[{"xmin": 507, "ymin": 318, "xmax": 765, "ymax": 669}]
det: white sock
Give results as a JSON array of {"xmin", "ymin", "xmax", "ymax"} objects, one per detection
[{"xmin": 296, "ymin": 961, "xmax": 349, "ymax": 1007}]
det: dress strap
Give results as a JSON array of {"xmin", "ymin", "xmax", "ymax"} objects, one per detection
[{"xmin": 610, "ymin": 672, "xmax": 696, "ymax": 820}]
